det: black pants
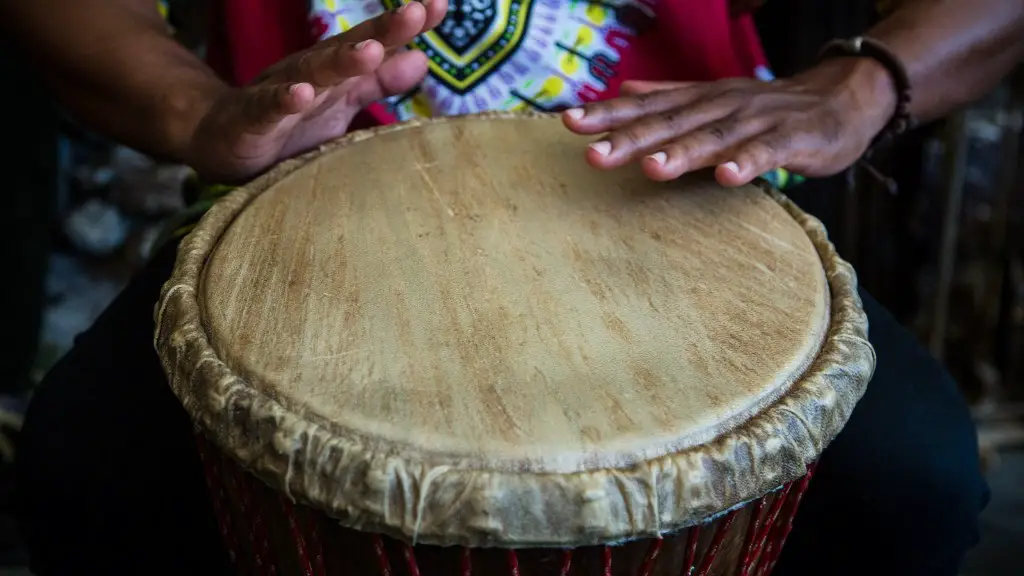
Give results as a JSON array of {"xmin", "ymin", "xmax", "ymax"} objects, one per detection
[{"xmin": 16, "ymin": 238, "xmax": 989, "ymax": 576}]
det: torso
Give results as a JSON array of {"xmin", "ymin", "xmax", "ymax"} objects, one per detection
[{"xmin": 308, "ymin": 1, "xmax": 774, "ymax": 122}]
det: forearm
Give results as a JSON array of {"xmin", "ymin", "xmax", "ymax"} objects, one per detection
[
  {"xmin": 871, "ymin": 0, "xmax": 1024, "ymax": 124},
  {"xmin": 2, "ymin": 0, "xmax": 228, "ymax": 162}
]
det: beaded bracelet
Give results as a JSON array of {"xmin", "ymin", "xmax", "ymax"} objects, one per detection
[{"xmin": 818, "ymin": 36, "xmax": 914, "ymax": 194}]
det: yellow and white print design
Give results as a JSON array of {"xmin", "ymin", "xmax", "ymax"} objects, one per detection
[{"xmin": 310, "ymin": 0, "xmax": 655, "ymax": 120}]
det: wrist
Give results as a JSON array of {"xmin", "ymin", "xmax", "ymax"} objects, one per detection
[
  {"xmin": 160, "ymin": 74, "xmax": 230, "ymax": 162},
  {"xmin": 801, "ymin": 57, "xmax": 900, "ymax": 145}
]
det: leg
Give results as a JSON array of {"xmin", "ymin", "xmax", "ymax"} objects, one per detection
[
  {"xmin": 16, "ymin": 244, "xmax": 229, "ymax": 575},
  {"xmin": 773, "ymin": 288, "xmax": 989, "ymax": 576}
]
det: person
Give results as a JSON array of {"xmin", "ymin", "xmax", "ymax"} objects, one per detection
[{"xmin": 4, "ymin": 0, "xmax": 1022, "ymax": 574}]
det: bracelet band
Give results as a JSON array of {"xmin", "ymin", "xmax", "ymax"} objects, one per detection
[
  {"xmin": 817, "ymin": 36, "xmax": 914, "ymax": 145},
  {"xmin": 817, "ymin": 36, "xmax": 912, "ymax": 195}
]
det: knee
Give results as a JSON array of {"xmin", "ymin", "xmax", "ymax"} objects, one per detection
[
  {"xmin": 809, "ymin": 384, "xmax": 988, "ymax": 573},
  {"xmin": 896, "ymin": 371, "xmax": 989, "ymax": 538},
  {"xmin": 783, "ymin": 290, "xmax": 988, "ymax": 575},
  {"xmin": 906, "ymin": 422, "xmax": 989, "ymax": 537},
  {"xmin": 885, "ymin": 446, "xmax": 988, "ymax": 574},
  {"xmin": 900, "ymin": 439, "xmax": 988, "ymax": 519},
  {"xmin": 785, "ymin": 449, "xmax": 988, "ymax": 576},
  {"xmin": 835, "ymin": 410, "xmax": 989, "ymax": 573}
]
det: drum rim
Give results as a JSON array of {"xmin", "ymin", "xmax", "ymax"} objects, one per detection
[{"xmin": 154, "ymin": 111, "xmax": 876, "ymax": 548}]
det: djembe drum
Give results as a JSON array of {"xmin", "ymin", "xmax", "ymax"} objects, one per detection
[{"xmin": 155, "ymin": 113, "xmax": 875, "ymax": 576}]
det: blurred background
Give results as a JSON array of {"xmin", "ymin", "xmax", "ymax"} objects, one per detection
[{"xmin": 0, "ymin": 0, "xmax": 1021, "ymax": 573}]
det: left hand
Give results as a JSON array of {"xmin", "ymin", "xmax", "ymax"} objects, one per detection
[{"xmin": 562, "ymin": 59, "xmax": 897, "ymax": 187}]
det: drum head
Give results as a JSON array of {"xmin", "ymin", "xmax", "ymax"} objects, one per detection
[{"xmin": 156, "ymin": 113, "xmax": 874, "ymax": 547}]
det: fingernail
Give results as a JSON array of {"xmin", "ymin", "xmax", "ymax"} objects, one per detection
[
  {"xmin": 589, "ymin": 141, "xmax": 611, "ymax": 156},
  {"xmin": 288, "ymin": 83, "xmax": 301, "ymax": 94},
  {"xmin": 721, "ymin": 161, "xmax": 740, "ymax": 174},
  {"xmin": 354, "ymin": 40, "xmax": 371, "ymax": 50},
  {"xmin": 647, "ymin": 152, "xmax": 667, "ymax": 165},
  {"xmin": 565, "ymin": 108, "xmax": 585, "ymax": 121},
  {"xmin": 397, "ymin": 2, "xmax": 411, "ymax": 12}
]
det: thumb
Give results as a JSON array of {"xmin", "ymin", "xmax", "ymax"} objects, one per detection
[
  {"xmin": 233, "ymin": 82, "xmax": 315, "ymax": 137},
  {"xmin": 347, "ymin": 50, "xmax": 431, "ymax": 110},
  {"xmin": 188, "ymin": 83, "xmax": 315, "ymax": 183}
]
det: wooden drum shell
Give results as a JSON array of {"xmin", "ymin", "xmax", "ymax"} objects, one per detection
[{"xmin": 197, "ymin": 436, "xmax": 814, "ymax": 576}]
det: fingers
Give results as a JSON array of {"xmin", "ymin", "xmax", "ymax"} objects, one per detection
[
  {"xmin": 573, "ymin": 105, "xmax": 812, "ymax": 187},
  {"xmin": 346, "ymin": 50, "xmax": 430, "ymax": 109},
  {"xmin": 643, "ymin": 128, "xmax": 806, "ymax": 188},
  {"xmin": 272, "ymin": 1, "xmax": 447, "ymax": 91},
  {"xmin": 619, "ymin": 80, "xmax": 693, "ymax": 96},
  {"xmin": 580, "ymin": 98, "xmax": 737, "ymax": 170},
  {"xmin": 237, "ymin": 83, "xmax": 316, "ymax": 136},
  {"xmin": 566, "ymin": 75, "xmax": 860, "ymax": 186},
  {"xmin": 333, "ymin": 1, "xmax": 435, "ymax": 48},
  {"xmin": 717, "ymin": 131, "xmax": 798, "ymax": 187},
  {"xmin": 639, "ymin": 117, "xmax": 775, "ymax": 182},
  {"xmin": 418, "ymin": 0, "xmax": 449, "ymax": 33},
  {"xmin": 291, "ymin": 40, "xmax": 387, "ymax": 91},
  {"xmin": 562, "ymin": 88, "xmax": 701, "ymax": 135}
]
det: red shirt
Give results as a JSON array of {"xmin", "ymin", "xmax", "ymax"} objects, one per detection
[{"xmin": 205, "ymin": 0, "xmax": 771, "ymax": 129}]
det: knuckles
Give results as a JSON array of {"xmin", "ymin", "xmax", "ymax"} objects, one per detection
[
  {"xmin": 707, "ymin": 124, "xmax": 728, "ymax": 141},
  {"xmin": 586, "ymin": 75, "xmax": 868, "ymax": 178}
]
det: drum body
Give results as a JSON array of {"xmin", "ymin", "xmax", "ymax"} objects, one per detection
[
  {"xmin": 198, "ymin": 434, "xmax": 812, "ymax": 576},
  {"xmin": 155, "ymin": 113, "xmax": 875, "ymax": 576}
]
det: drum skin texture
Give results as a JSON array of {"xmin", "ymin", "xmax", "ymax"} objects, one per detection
[{"xmin": 155, "ymin": 112, "xmax": 876, "ymax": 575}]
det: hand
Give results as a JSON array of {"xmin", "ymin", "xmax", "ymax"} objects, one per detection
[
  {"xmin": 186, "ymin": 0, "xmax": 447, "ymax": 183},
  {"xmin": 561, "ymin": 59, "xmax": 897, "ymax": 187}
]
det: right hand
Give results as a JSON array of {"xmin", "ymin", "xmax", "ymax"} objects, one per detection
[{"xmin": 186, "ymin": 0, "xmax": 447, "ymax": 184}]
